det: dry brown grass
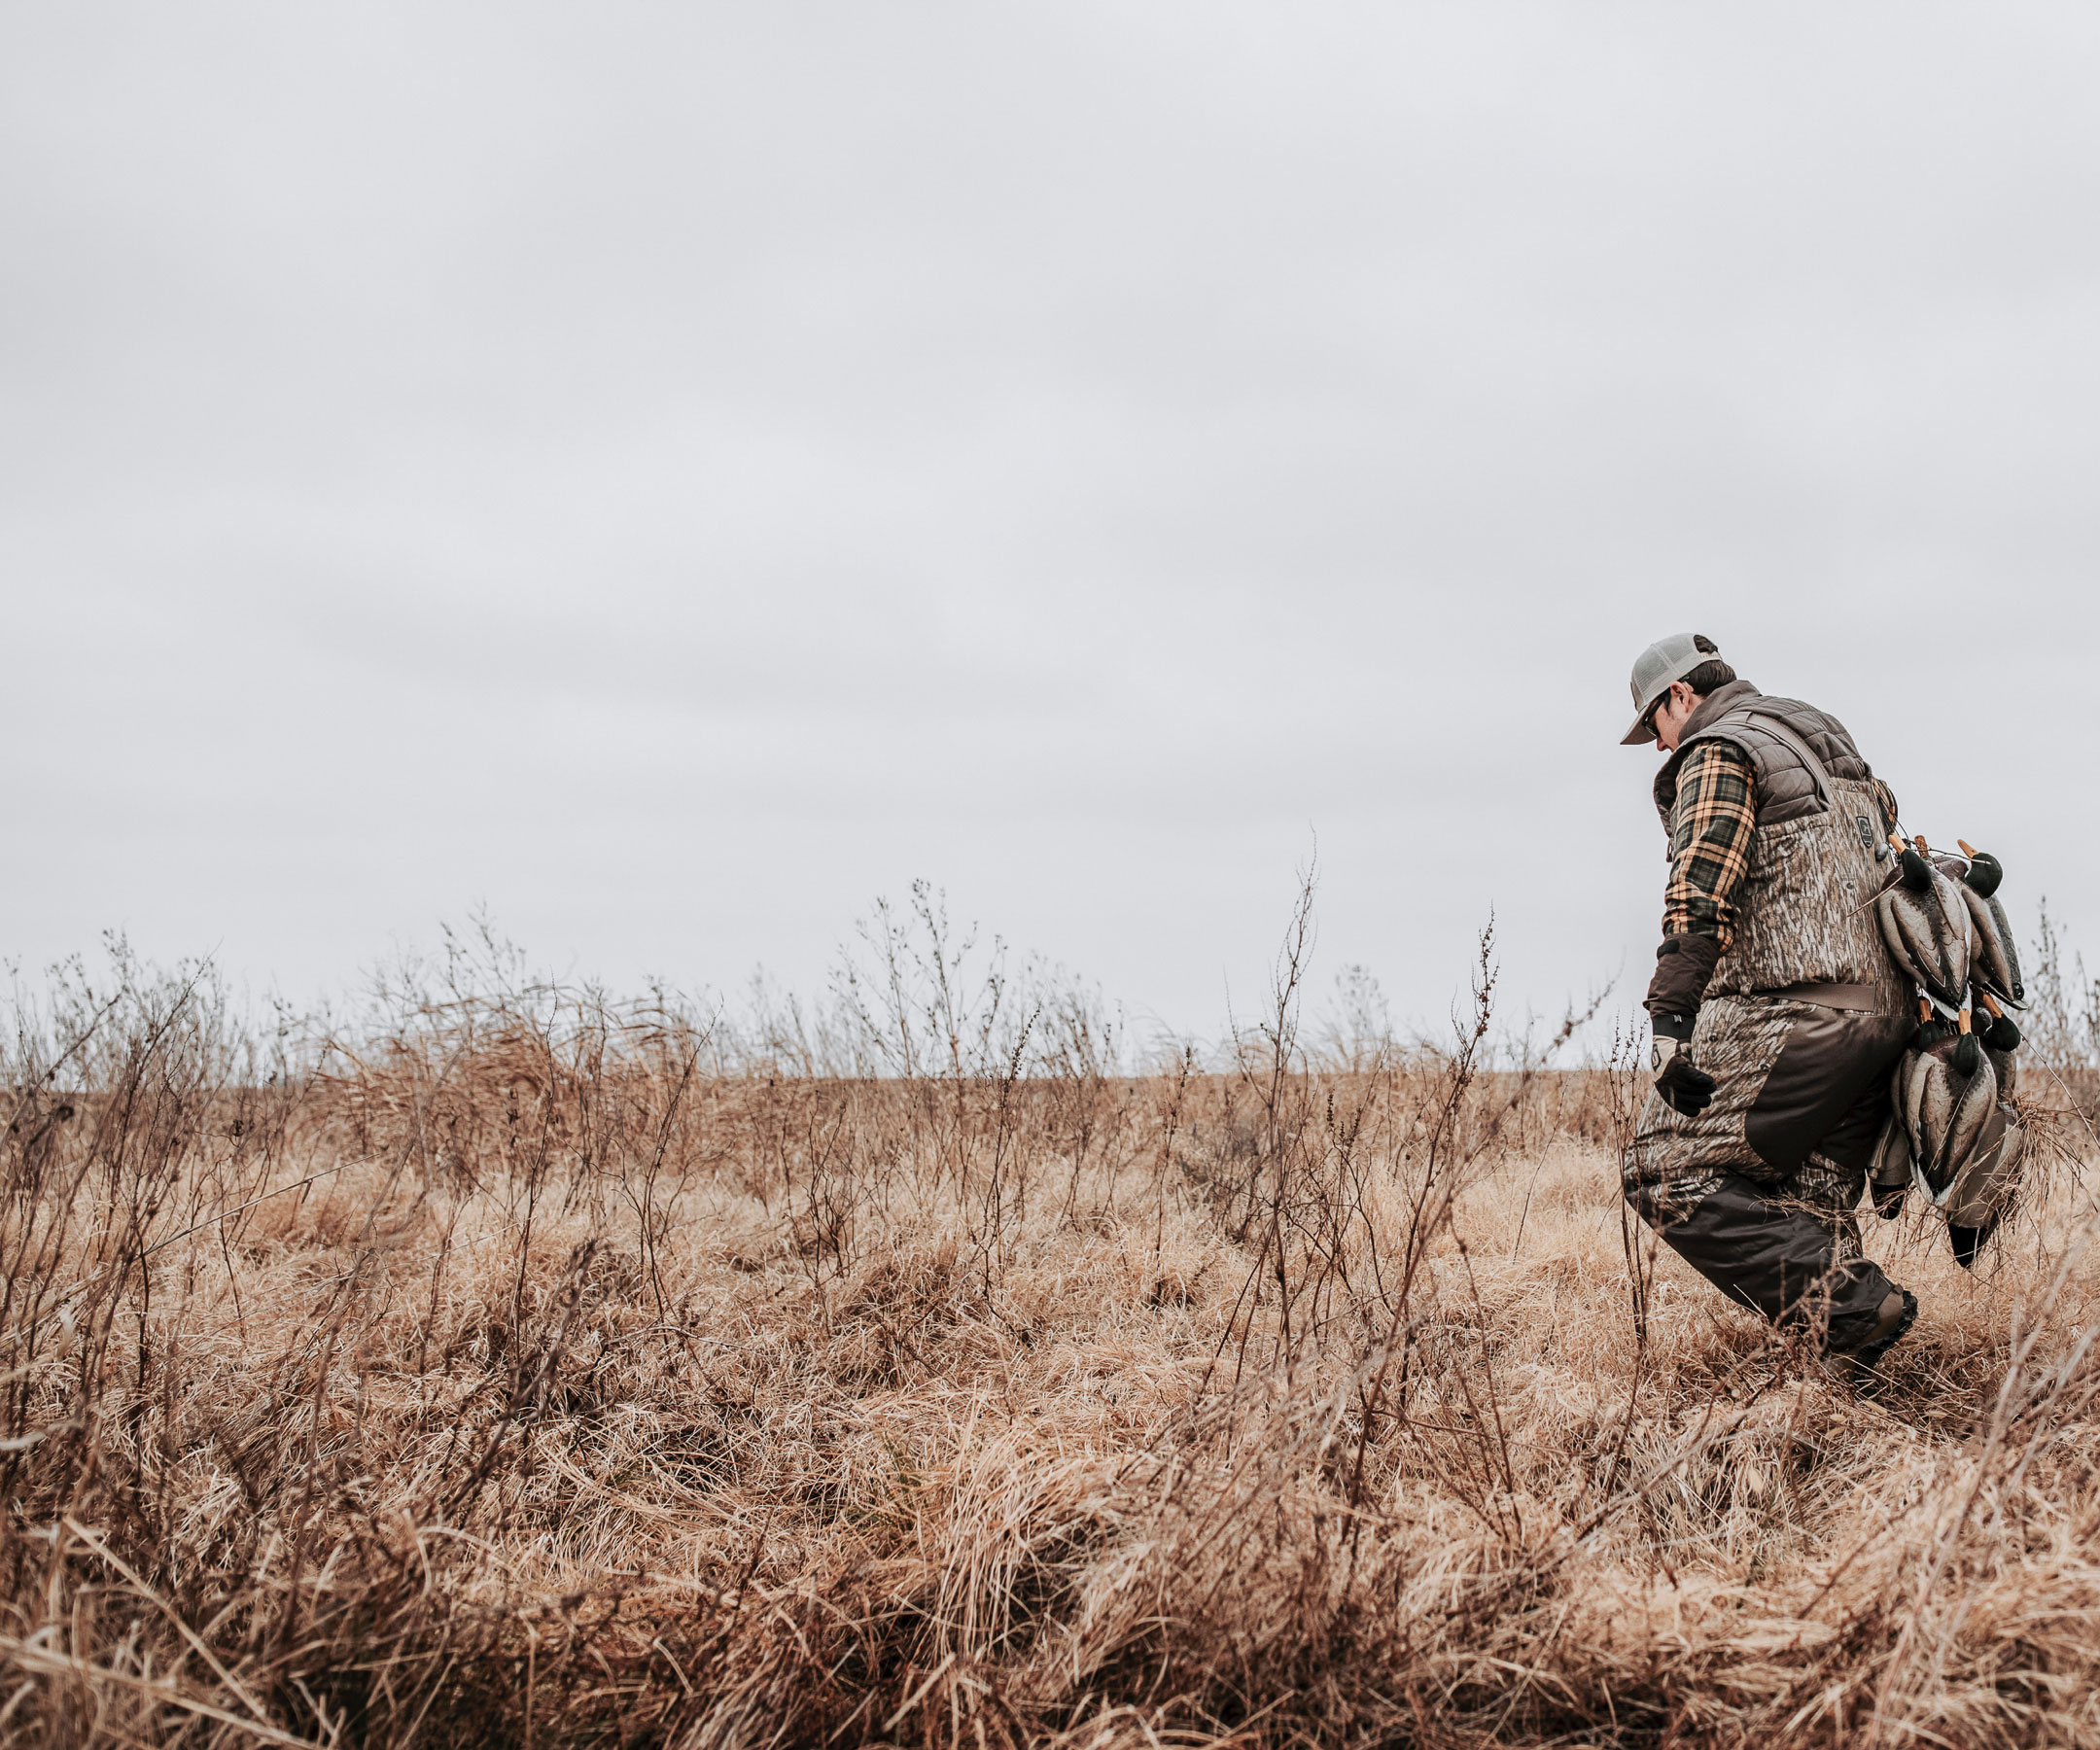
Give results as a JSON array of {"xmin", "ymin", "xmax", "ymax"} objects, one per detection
[{"xmin": 5, "ymin": 926, "xmax": 2100, "ymax": 1748}]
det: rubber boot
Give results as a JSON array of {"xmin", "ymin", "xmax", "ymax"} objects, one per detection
[{"xmin": 1825, "ymin": 1288, "xmax": 1918, "ymax": 1391}]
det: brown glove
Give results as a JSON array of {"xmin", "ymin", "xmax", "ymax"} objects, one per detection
[{"xmin": 1645, "ymin": 933, "xmax": 1724, "ymax": 1021}]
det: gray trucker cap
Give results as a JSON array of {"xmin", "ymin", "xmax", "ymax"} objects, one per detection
[{"xmin": 1621, "ymin": 633, "xmax": 1714, "ymax": 745}]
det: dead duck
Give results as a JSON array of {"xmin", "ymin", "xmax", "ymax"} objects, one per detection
[
  {"xmin": 1901, "ymin": 1032, "xmax": 1999, "ymax": 1207},
  {"xmin": 1939, "ymin": 1048, "xmax": 2000, "ymax": 1183},
  {"xmin": 1957, "ymin": 840, "xmax": 2025, "ymax": 1005},
  {"xmin": 1876, "ymin": 840, "xmax": 1971, "ymax": 1008},
  {"xmin": 1943, "ymin": 1105, "xmax": 2025, "ymax": 1270},
  {"xmin": 1899, "ymin": 1044, "xmax": 1951, "ymax": 1179}
]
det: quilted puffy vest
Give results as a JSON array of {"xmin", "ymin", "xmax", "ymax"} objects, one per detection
[
  {"xmin": 1653, "ymin": 681, "xmax": 1874, "ymax": 829},
  {"xmin": 1651, "ymin": 681, "xmax": 1908, "ymax": 1002}
]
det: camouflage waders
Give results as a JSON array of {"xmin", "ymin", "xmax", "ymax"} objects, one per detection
[{"xmin": 1624, "ymin": 687, "xmax": 1913, "ymax": 1354}]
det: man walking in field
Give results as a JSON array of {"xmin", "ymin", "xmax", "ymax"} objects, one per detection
[{"xmin": 1621, "ymin": 634, "xmax": 1917, "ymax": 1377}]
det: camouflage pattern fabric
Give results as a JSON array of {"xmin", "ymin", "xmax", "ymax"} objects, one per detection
[
  {"xmin": 1786, "ymin": 1149, "xmax": 1872, "ymax": 1264},
  {"xmin": 1705, "ymin": 770, "xmax": 1913, "ymax": 1000}
]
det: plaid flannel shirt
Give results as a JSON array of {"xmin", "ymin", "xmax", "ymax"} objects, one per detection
[
  {"xmin": 1662, "ymin": 743, "xmax": 1901, "ymax": 948},
  {"xmin": 1662, "ymin": 742, "xmax": 1757, "ymax": 945}
]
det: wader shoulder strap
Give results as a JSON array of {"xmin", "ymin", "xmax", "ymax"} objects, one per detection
[{"xmin": 1735, "ymin": 709, "xmax": 1834, "ymax": 808}]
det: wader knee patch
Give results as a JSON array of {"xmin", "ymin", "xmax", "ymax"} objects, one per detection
[{"xmin": 1745, "ymin": 1009, "xmax": 1910, "ymax": 1175}]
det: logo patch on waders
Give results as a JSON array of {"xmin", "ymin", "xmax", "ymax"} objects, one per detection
[{"xmin": 1856, "ymin": 815, "xmax": 1876, "ymax": 854}]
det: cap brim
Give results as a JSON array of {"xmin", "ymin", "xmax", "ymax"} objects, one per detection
[{"xmin": 1621, "ymin": 713, "xmax": 1657, "ymax": 747}]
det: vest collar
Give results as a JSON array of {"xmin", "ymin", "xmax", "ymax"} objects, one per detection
[
  {"xmin": 1677, "ymin": 677, "xmax": 1762, "ymax": 742},
  {"xmin": 1650, "ymin": 679, "xmax": 1762, "ymax": 827}
]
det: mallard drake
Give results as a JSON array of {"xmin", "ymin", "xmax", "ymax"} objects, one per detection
[
  {"xmin": 1943, "ymin": 1105, "xmax": 2025, "ymax": 1270},
  {"xmin": 1876, "ymin": 856, "xmax": 1971, "ymax": 1008},
  {"xmin": 1900, "ymin": 1034, "xmax": 1998, "ymax": 1206},
  {"xmin": 1954, "ymin": 842, "xmax": 2025, "ymax": 1006}
]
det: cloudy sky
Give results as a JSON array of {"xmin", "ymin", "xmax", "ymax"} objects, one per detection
[{"xmin": 5, "ymin": 2, "xmax": 2097, "ymax": 1045}]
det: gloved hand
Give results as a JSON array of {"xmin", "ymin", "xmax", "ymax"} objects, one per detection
[{"xmin": 1651, "ymin": 1012, "xmax": 1716, "ymax": 1116}]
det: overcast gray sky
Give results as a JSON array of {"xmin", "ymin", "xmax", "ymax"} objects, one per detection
[{"xmin": 5, "ymin": 2, "xmax": 2097, "ymax": 1044}]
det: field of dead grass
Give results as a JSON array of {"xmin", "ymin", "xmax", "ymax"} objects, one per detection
[{"xmin": 4, "ymin": 931, "xmax": 2100, "ymax": 1748}]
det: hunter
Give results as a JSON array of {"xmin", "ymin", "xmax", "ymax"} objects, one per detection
[{"xmin": 1622, "ymin": 633, "xmax": 1917, "ymax": 1377}]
